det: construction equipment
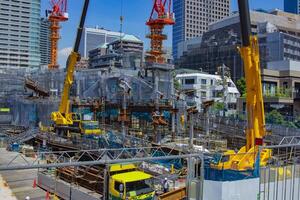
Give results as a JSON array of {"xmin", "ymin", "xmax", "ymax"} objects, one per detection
[
  {"xmin": 109, "ymin": 164, "xmax": 155, "ymax": 200},
  {"xmin": 47, "ymin": 0, "xmax": 68, "ymax": 69},
  {"xmin": 56, "ymin": 163, "xmax": 155, "ymax": 200},
  {"xmin": 51, "ymin": 0, "xmax": 101, "ymax": 136},
  {"xmin": 146, "ymin": 0, "xmax": 174, "ymax": 63},
  {"xmin": 25, "ymin": 78, "xmax": 50, "ymax": 97},
  {"xmin": 211, "ymin": 0, "xmax": 271, "ymax": 171}
]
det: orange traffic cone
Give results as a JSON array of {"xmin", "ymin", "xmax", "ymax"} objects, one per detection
[
  {"xmin": 45, "ymin": 191, "xmax": 50, "ymax": 200},
  {"xmin": 32, "ymin": 178, "xmax": 36, "ymax": 188}
]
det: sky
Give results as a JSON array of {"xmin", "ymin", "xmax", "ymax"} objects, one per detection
[{"xmin": 40, "ymin": 0, "xmax": 284, "ymax": 66}]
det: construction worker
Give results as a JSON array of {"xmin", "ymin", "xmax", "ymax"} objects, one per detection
[
  {"xmin": 25, "ymin": 196, "xmax": 30, "ymax": 200},
  {"xmin": 163, "ymin": 177, "xmax": 169, "ymax": 193}
]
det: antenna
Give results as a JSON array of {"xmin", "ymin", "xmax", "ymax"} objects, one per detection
[{"xmin": 119, "ymin": 0, "xmax": 124, "ymax": 53}]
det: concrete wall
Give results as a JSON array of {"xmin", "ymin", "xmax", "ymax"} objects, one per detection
[
  {"xmin": 203, "ymin": 178, "xmax": 259, "ymax": 200},
  {"xmin": 38, "ymin": 172, "xmax": 101, "ymax": 200}
]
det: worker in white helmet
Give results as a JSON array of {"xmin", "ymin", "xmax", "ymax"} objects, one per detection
[
  {"xmin": 25, "ymin": 196, "xmax": 30, "ymax": 200},
  {"xmin": 163, "ymin": 177, "xmax": 169, "ymax": 193}
]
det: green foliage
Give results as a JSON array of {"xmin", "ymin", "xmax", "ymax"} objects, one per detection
[
  {"xmin": 293, "ymin": 116, "xmax": 300, "ymax": 128},
  {"xmin": 236, "ymin": 77, "xmax": 246, "ymax": 97},
  {"xmin": 213, "ymin": 102, "xmax": 224, "ymax": 111},
  {"xmin": 263, "ymin": 87, "xmax": 292, "ymax": 98},
  {"xmin": 265, "ymin": 110, "xmax": 285, "ymax": 125},
  {"xmin": 174, "ymin": 79, "xmax": 181, "ymax": 90}
]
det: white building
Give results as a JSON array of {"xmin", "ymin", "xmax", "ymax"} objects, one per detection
[{"xmin": 176, "ymin": 73, "xmax": 240, "ymax": 114}]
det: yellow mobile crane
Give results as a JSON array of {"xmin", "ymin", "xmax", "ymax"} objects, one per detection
[
  {"xmin": 211, "ymin": 0, "xmax": 271, "ymax": 171},
  {"xmin": 51, "ymin": 0, "xmax": 101, "ymax": 136}
]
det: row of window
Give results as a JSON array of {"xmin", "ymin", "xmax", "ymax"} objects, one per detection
[{"xmin": 181, "ymin": 78, "xmax": 213, "ymax": 85}]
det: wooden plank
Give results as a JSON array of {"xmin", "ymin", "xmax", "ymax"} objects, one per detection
[{"xmin": 159, "ymin": 187, "xmax": 186, "ymax": 200}]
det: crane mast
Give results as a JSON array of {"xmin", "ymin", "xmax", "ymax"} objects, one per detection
[
  {"xmin": 146, "ymin": 0, "xmax": 174, "ymax": 63},
  {"xmin": 48, "ymin": 0, "xmax": 68, "ymax": 69}
]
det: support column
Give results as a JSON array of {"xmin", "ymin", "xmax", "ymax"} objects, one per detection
[{"xmin": 189, "ymin": 113, "xmax": 194, "ymax": 149}]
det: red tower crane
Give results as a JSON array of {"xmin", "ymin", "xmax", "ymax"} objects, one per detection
[
  {"xmin": 146, "ymin": 0, "xmax": 174, "ymax": 64},
  {"xmin": 47, "ymin": 0, "xmax": 68, "ymax": 69}
]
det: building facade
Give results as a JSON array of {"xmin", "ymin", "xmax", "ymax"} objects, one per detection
[
  {"xmin": 176, "ymin": 72, "xmax": 240, "ymax": 115},
  {"xmin": 284, "ymin": 0, "xmax": 300, "ymax": 14},
  {"xmin": 172, "ymin": 0, "xmax": 230, "ymax": 59},
  {"xmin": 0, "ymin": 0, "xmax": 41, "ymax": 68},
  {"xmin": 78, "ymin": 27, "xmax": 122, "ymax": 58},
  {"xmin": 40, "ymin": 18, "xmax": 51, "ymax": 66},
  {"xmin": 89, "ymin": 34, "xmax": 143, "ymax": 69},
  {"xmin": 237, "ymin": 60, "xmax": 300, "ymax": 117},
  {"xmin": 176, "ymin": 10, "xmax": 300, "ymax": 82}
]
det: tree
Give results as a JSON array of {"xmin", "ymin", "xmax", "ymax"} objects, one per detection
[
  {"xmin": 174, "ymin": 79, "xmax": 181, "ymax": 90},
  {"xmin": 265, "ymin": 110, "xmax": 285, "ymax": 125},
  {"xmin": 213, "ymin": 102, "xmax": 224, "ymax": 111},
  {"xmin": 236, "ymin": 77, "xmax": 246, "ymax": 97}
]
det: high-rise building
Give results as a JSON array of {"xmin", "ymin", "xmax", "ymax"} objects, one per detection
[
  {"xmin": 0, "ymin": 0, "xmax": 41, "ymax": 68},
  {"xmin": 176, "ymin": 10, "xmax": 300, "ymax": 82},
  {"xmin": 284, "ymin": 0, "xmax": 300, "ymax": 14},
  {"xmin": 40, "ymin": 18, "xmax": 51, "ymax": 66},
  {"xmin": 78, "ymin": 27, "xmax": 122, "ymax": 58},
  {"xmin": 172, "ymin": 0, "xmax": 230, "ymax": 59}
]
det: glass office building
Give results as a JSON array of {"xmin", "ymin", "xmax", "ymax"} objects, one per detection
[
  {"xmin": 172, "ymin": 0, "xmax": 230, "ymax": 59},
  {"xmin": 0, "ymin": 0, "xmax": 41, "ymax": 68},
  {"xmin": 284, "ymin": 0, "xmax": 300, "ymax": 14},
  {"xmin": 40, "ymin": 18, "xmax": 51, "ymax": 66},
  {"xmin": 79, "ymin": 27, "xmax": 122, "ymax": 58}
]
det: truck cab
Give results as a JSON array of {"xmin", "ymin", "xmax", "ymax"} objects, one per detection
[{"xmin": 109, "ymin": 164, "xmax": 155, "ymax": 200}]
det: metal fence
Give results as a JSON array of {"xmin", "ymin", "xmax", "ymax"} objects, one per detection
[{"xmin": 259, "ymin": 144, "xmax": 300, "ymax": 200}]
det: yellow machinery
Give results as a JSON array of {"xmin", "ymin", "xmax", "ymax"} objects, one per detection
[
  {"xmin": 109, "ymin": 164, "xmax": 155, "ymax": 200},
  {"xmin": 211, "ymin": 0, "xmax": 271, "ymax": 171},
  {"xmin": 50, "ymin": 0, "xmax": 101, "ymax": 136}
]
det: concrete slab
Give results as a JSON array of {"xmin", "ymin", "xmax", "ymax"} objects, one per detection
[{"xmin": 0, "ymin": 148, "xmax": 46, "ymax": 200}]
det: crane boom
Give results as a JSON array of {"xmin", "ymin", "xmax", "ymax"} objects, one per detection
[
  {"xmin": 211, "ymin": 0, "xmax": 271, "ymax": 171},
  {"xmin": 51, "ymin": 0, "xmax": 90, "ymax": 126},
  {"xmin": 238, "ymin": 0, "xmax": 266, "ymax": 150}
]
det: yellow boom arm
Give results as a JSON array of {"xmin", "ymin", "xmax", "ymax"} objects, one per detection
[
  {"xmin": 240, "ymin": 37, "xmax": 266, "ymax": 151},
  {"xmin": 51, "ymin": 0, "xmax": 90, "ymax": 126},
  {"xmin": 51, "ymin": 52, "xmax": 79, "ymax": 125}
]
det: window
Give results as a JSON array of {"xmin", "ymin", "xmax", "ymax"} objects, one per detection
[
  {"xmin": 185, "ymin": 78, "xmax": 195, "ymax": 85},
  {"xmin": 263, "ymin": 81, "xmax": 277, "ymax": 96},
  {"xmin": 114, "ymin": 181, "xmax": 124, "ymax": 193},
  {"xmin": 201, "ymin": 79, "xmax": 207, "ymax": 85},
  {"xmin": 201, "ymin": 91, "xmax": 207, "ymax": 98}
]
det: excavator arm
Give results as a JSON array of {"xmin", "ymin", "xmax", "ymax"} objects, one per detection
[{"xmin": 51, "ymin": 0, "xmax": 90, "ymax": 126}]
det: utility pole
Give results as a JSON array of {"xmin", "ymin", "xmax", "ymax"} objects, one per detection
[
  {"xmin": 218, "ymin": 64, "xmax": 230, "ymax": 117},
  {"xmin": 187, "ymin": 106, "xmax": 198, "ymax": 150},
  {"xmin": 119, "ymin": 79, "xmax": 131, "ymax": 137}
]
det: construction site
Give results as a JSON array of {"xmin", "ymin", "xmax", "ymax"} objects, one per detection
[{"xmin": 0, "ymin": 0, "xmax": 300, "ymax": 200}]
